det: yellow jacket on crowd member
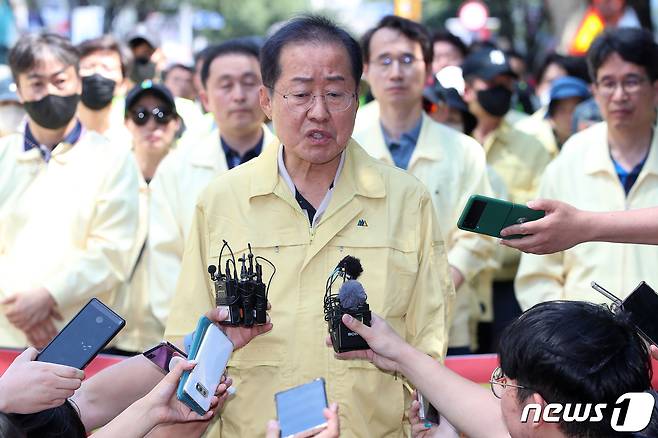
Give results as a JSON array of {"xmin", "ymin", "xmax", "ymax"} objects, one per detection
[
  {"xmin": 164, "ymin": 138, "xmax": 454, "ymax": 438},
  {"xmin": 0, "ymin": 130, "xmax": 139, "ymax": 347},
  {"xmin": 515, "ymin": 122, "xmax": 658, "ymax": 310},
  {"xmin": 111, "ymin": 172, "xmax": 164, "ymax": 352},
  {"xmin": 483, "ymin": 120, "xmax": 552, "ymax": 280},
  {"xmin": 353, "ymin": 109, "xmax": 495, "ymax": 348},
  {"xmin": 515, "ymin": 107, "xmax": 559, "ymax": 158},
  {"xmin": 148, "ymin": 125, "xmax": 274, "ymax": 325}
]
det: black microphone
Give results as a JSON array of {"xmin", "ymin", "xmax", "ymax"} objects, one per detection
[{"xmin": 324, "ymin": 256, "xmax": 372, "ymax": 353}]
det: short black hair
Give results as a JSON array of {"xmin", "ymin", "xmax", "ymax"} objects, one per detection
[
  {"xmin": 499, "ymin": 300, "xmax": 652, "ymax": 438},
  {"xmin": 431, "ymin": 30, "xmax": 468, "ymax": 58},
  {"xmin": 77, "ymin": 34, "xmax": 133, "ymax": 79},
  {"xmin": 587, "ymin": 27, "xmax": 658, "ymax": 82},
  {"xmin": 9, "ymin": 33, "xmax": 79, "ymax": 82},
  {"xmin": 0, "ymin": 412, "xmax": 25, "ymax": 438},
  {"xmin": 9, "ymin": 400, "xmax": 87, "ymax": 438},
  {"xmin": 201, "ymin": 39, "xmax": 260, "ymax": 88},
  {"xmin": 362, "ymin": 15, "xmax": 433, "ymax": 68},
  {"xmin": 260, "ymin": 15, "xmax": 362, "ymax": 90}
]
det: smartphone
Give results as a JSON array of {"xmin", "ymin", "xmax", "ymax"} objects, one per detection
[
  {"xmin": 177, "ymin": 317, "xmax": 233, "ymax": 415},
  {"xmin": 592, "ymin": 281, "xmax": 658, "ymax": 346},
  {"xmin": 275, "ymin": 378, "xmax": 328, "ymax": 438},
  {"xmin": 143, "ymin": 341, "xmax": 187, "ymax": 373},
  {"xmin": 457, "ymin": 194, "xmax": 545, "ymax": 239},
  {"xmin": 36, "ymin": 298, "xmax": 125, "ymax": 369},
  {"xmin": 418, "ymin": 392, "xmax": 440, "ymax": 425}
]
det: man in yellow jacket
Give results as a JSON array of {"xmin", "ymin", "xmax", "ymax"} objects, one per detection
[
  {"xmin": 516, "ymin": 27, "xmax": 658, "ymax": 309},
  {"xmin": 149, "ymin": 40, "xmax": 274, "ymax": 327},
  {"xmin": 0, "ymin": 33, "xmax": 139, "ymax": 348},
  {"xmin": 165, "ymin": 16, "xmax": 454, "ymax": 437},
  {"xmin": 354, "ymin": 15, "xmax": 494, "ymax": 353}
]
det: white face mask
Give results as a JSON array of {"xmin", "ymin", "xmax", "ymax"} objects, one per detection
[{"xmin": 0, "ymin": 103, "xmax": 26, "ymax": 136}]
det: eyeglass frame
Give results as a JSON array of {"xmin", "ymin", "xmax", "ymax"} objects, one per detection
[
  {"xmin": 129, "ymin": 106, "xmax": 177, "ymax": 126},
  {"xmin": 489, "ymin": 366, "xmax": 530, "ymax": 399},
  {"xmin": 371, "ymin": 54, "xmax": 422, "ymax": 70},
  {"xmin": 266, "ymin": 86, "xmax": 357, "ymax": 113},
  {"xmin": 594, "ymin": 74, "xmax": 649, "ymax": 97}
]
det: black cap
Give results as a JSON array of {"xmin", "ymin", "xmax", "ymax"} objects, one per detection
[
  {"xmin": 461, "ymin": 48, "xmax": 517, "ymax": 81},
  {"xmin": 125, "ymin": 80, "xmax": 177, "ymax": 114},
  {"xmin": 423, "ymin": 80, "xmax": 468, "ymax": 113},
  {"xmin": 127, "ymin": 31, "xmax": 160, "ymax": 50}
]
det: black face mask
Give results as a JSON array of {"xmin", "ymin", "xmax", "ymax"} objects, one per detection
[
  {"xmin": 131, "ymin": 57, "xmax": 156, "ymax": 84},
  {"xmin": 81, "ymin": 74, "xmax": 116, "ymax": 110},
  {"xmin": 23, "ymin": 93, "xmax": 80, "ymax": 130},
  {"xmin": 476, "ymin": 85, "xmax": 512, "ymax": 117}
]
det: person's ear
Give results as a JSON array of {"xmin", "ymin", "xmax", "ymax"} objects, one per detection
[
  {"xmin": 531, "ymin": 392, "xmax": 547, "ymax": 430},
  {"xmin": 259, "ymin": 86, "xmax": 272, "ymax": 119},
  {"xmin": 199, "ymin": 89, "xmax": 210, "ymax": 113}
]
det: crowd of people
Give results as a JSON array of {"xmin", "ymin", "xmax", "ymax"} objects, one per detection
[{"xmin": 0, "ymin": 9, "xmax": 657, "ymax": 438}]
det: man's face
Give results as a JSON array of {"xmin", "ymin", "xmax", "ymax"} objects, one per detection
[
  {"xmin": 79, "ymin": 49, "xmax": 124, "ymax": 94},
  {"xmin": 364, "ymin": 28, "xmax": 427, "ymax": 109},
  {"xmin": 259, "ymin": 42, "xmax": 358, "ymax": 165},
  {"xmin": 500, "ymin": 383, "xmax": 535, "ymax": 438},
  {"xmin": 463, "ymin": 75, "xmax": 513, "ymax": 118},
  {"xmin": 125, "ymin": 94, "xmax": 180, "ymax": 154},
  {"xmin": 15, "ymin": 52, "xmax": 81, "ymax": 103},
  {"xmin": 200, "ymin": 53, "xmax": 264, "ymax": 137},
  {"xmin": 550, "ymin": 96, "xmax": 582, "ymax": 141},
  {"xmin": 164, "ymin": 66, "xmax": 196, "ymax": 101},
  {"xmin": 593, "ymin": 52, "xmax": 658, "ymax": 132},
  {"xmin": 432, "ymin": 41, "xmax": 464, "ymax": 74}
]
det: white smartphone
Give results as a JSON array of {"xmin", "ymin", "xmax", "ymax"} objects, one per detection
[{"xmin": 181, "ymin": 323, "xmax": 233, "ymax": 414}]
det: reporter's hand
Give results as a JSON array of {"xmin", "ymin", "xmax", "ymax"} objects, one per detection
[
  {"xmin": 144, "ymin": 358, "xmax": 217, "ymax": 425},
  {"xmin": 0, "ymin": 347, "xmax": 84, "ymax": 414},
  {"xmin": 265, "ymin": 403, "xmax": 340, "ymax": 438},
  {"xmin": 499, "ymin": 199, "xmax": 586, "ymax": 254},
  {"xmin": 326, "ymin": 313, "xmax": 406, "ymax": 373},
  {"xmin": 205, "ymin": 306, "xmax": 273, "ymax": 350},
  {"xmin": 650, "ymin": 345, "xmax": 658, "ymax": 361},
  {"xmin": 409, "ymin": 397, "xmax": 441, "ymax": 438}
]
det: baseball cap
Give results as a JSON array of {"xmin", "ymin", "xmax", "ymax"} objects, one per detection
[
  {"xmin": 423, "ymin": 80, "xmax": 468, "ymax": 113},
  {"xmin": 127, "ymin": 31, "xmax": 160, "ymax": 50},
  {"xmin": 547, "ymin": 76, "xmax": 591, "ymax": 116},
  {"xmin": 461, "ymin": 48, "xmax": 517, "ymax": 81},
  {"xmin": 125, "ymin": 80, "xmax": 177, "ymax": 115}
]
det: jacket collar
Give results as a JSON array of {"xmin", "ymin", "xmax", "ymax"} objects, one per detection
[
  {"xmin": 249, "ymin": 137, "xmax": 386, "ymax": 200},
  {"xmin": 188, "ymin": 124, "xmax": 273, "ymax": 170}
]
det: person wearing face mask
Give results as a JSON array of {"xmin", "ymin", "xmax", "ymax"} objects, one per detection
[
  {"xmin": 127, "ymin": 32, "xmax": 160, "ymax": 86},
  {"xmin": 77, "ymin": 35, "xmax": 133, "ymax": 146},
  {"xmin": 353, "ymin": 15, "xmax": 495, "ymax": 355},
  {"xmin": 0, "ymin": 33, "xmax": 139, "ymax": 349},
  {"xmin": 461, "ymin": 47, "xmax": 551, "ymax": 352}
]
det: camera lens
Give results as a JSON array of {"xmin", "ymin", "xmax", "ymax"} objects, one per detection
[{"xmin": 96, "ymin": 316, "xmax": 104, "ymax": 324}]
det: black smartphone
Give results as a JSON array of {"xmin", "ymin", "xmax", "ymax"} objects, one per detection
[
  {"xmin": 621, "ymin": 282, "xmax": 658, "ymax": 346},
  {"xmin": 143, "ymin": 341, "xmax": 187, "ymax": 373},
  {"xmin": 418, "ymin": 392, "xmax": 440, "ymax": 425},
  {"xmin": 275, "ymin": 378, "xmax": 328, "ymax": 438},
  {"xmin": 36, "ymin": 298, "xmax": 125, "ymax": 369},
  {"xmin": 592, "ymin": 281, "xmax": 658, "ymax": 346}
]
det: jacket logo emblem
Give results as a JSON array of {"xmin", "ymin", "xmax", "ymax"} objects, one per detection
[{"xmin": 357, "ymin": 218, "xmax": 368, "ymax": 227}]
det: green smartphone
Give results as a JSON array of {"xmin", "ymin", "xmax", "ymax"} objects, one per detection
[{"xmin": 457, "ymin": 194, "xmax": 545, "ymax": 239}]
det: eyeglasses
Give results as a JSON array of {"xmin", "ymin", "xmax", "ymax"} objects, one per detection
[
  {"xmin": 130, "ymin": 107, "xmax": 175, "ymax": 126},
  {"xmin": 269, "ymin": 88, "xmax": 356, "ymax": 113},
  {"xmin": 489, "ymin": 367, "xmax": 528, "ymax": 399},
  {"xmin": 373, "ymin": 54, "xmax": 421, "ymax": 70},
  {"xmin": 595, "ymin": 75, "xmax": 648, "ymax": 97}
]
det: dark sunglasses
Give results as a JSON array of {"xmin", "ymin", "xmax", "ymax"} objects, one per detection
[{"xmin": 130, "ymin": 107, "xmax": 175, "ymax": 126}]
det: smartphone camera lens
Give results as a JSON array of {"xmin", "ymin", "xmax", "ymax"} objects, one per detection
[
  {"xmin": 95, "ymin": 316, "xmax": 104, "ymax": 324},
  {"xmin": 196, "ymin": 382, "xmax": 208, "ymax": 398}
]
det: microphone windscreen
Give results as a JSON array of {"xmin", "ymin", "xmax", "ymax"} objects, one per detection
[
  {"xmin": 339, "ymin": 256, "xmax": 363, "ymax": 279},
  {"xmin": 338, "ymin": 280, "xmax": 367, "ymax": 310}
]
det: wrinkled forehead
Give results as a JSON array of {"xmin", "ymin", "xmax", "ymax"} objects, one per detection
[{"xmin": 276, "ymin": 41, "xmax": 355, "ymax": 88}]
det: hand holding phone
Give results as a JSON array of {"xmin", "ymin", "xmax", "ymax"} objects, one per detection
[
  {"xmin": 458, "ymin": 194, "xmax": 545, "ymax": 239},
  {"xmin": 36, "ymin": 298, "xmax": 125, "ymax": 369},
  {"xmin": 275, "ymin": 378, "xmax": 329, "ymax": 438},
  {"xmin": 417, "ymin": 391, "xmax": 440, "ymax": 425},
  {"xmin": 143, "ymin": 341, "xmax": 187, "ymax": 373}
]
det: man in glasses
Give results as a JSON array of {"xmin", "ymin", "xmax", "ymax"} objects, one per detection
[
  {"xmin": 148, "ymin": 39, "xmax": 274, "ymax": 328},
  {"xmin": 107, "ymin": 81, "xmax": 181, "ymax": 355},
  {"xmin": 354, "ymin": 15, "xmax": 495, "ymax": 355},
  {"xmin": 164, "ymin": 16, "xmax": 453, "ymax": 437},
  {"xmin": 332, "ymin": 300, "xmax": 654, "ymax": 438},
  {"xmin": 0, "ymin": 33, "xmax": 138, "ymax": 348},
  {"xmin": 515, "ymin": 27, "xmax": 658, "ymax": 311}
]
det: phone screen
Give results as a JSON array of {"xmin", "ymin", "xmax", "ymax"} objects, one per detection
[
  {"xmin": 623, "ymin": 282, "xmax": 658, "ymax": 345},
  {"xmin": 37, "ymin": 298, "xmax": 125, "ymax": 369},
  {"xmin": 276, "ymin": 378, "xmax": 328, "ymax": 438},
  {"xmin": 143, "ymin": 342, "xmax": 187, "ymax": 372}
]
